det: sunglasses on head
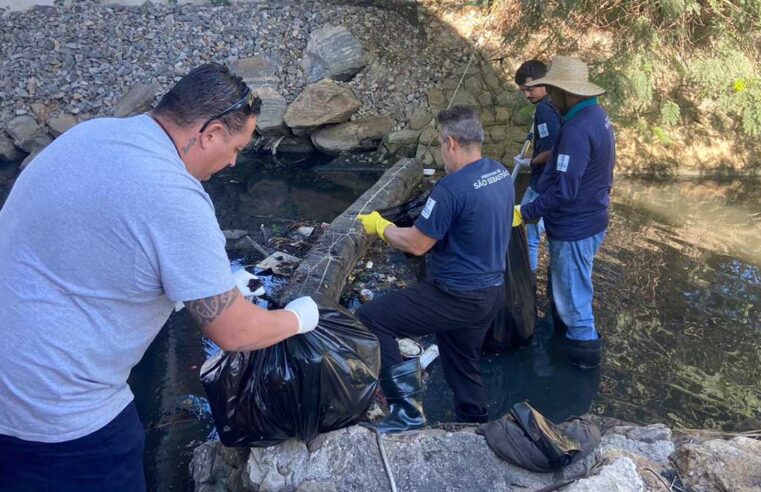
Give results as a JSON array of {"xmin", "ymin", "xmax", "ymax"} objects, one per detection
[{"xmin": 199, "ymin": 88, "xmax": 262, "ymax": 133}]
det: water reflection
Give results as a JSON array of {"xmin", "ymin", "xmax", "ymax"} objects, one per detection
[{"xmin": 424, "ymin": 177, "xmax": 761, "ymax": 432}]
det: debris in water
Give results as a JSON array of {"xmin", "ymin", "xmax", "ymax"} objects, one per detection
[
  {"xmin": 359, "ymin": 288, "xmax": 374, "ymax": 303},
  {"xmin": 256, "ymin": 251, "xmax": 301, "ymax": 276}
]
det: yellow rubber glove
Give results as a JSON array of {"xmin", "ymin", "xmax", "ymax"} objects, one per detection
[
  {"xmin": 513, "ymin": 205, "xmax": 523, "ymax": 227},
  {"xmin": 357, "ymin": 211, "xmax": 393, "ymax": 243}
]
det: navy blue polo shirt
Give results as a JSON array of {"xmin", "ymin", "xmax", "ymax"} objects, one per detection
[
  {"xmin": 521, "ymin": 100, "xmax": 616, "ymax": 241},
  {"xmin": 415, "ymin": 157, "xmax": 514, "ymax": 291},
  {"xmin": 530, "ymin": 96, "xmax": 562, "ymax": 190}
]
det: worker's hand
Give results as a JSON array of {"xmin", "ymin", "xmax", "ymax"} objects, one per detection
[
  {"xmin": 513, "ymin": 205, "xmax": 523, "ymax": 227},
  {"xmin": 357, "ymin": 211, "xmax": 393, "ymax": 243},
  {"xmin": 514, "ymin": 155, "xmax": 532, "ymax": 168},
  {"xmin": 284, "ymin": 296, "xmax": 320, "ymax": 334}
]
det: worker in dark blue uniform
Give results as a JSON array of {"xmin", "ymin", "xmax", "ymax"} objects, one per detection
[
  {"xmin": 356, "ymin": 105, "xmax": 514, "ymax": 432},
  {"xmin": 514, "ymin": 56, "xmax": 616, "ymax": 370},
  {"xmin": 513, "ymin": 60, "xmax": 562, "ymax": 277}
]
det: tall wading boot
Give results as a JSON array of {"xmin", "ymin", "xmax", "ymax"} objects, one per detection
[
  {"xmin": 373, "ymin": 358, "xmax": 427, "ymax": 433},
  {"xmin": 567, "ymin": 336, "xmax": 603, "ymax": 369},
  {"xmin": 456, "ymin": 403, "xmax": 489, "ymax": 424}
]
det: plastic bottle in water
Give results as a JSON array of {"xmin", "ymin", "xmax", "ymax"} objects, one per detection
[{"xmin": 419, "ymin": 344, "xmax": 439, "ymax": 369}]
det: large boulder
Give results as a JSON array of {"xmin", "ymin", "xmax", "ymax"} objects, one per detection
[
  {"xmin": 311, "ymin": 116, "xmax": 394, "ymax": 155},
  {"xmin": 232, "ymin": 55, "xmax": 279, "ymax": 89},
  {"xmin": 114, "ymin": 81, "xmax": 157, "ymax": 117},
  {"xmin": 0, "ymin": 132, "xmax": 24, "ymax": 162},
  {"xmin": 284, "ymin": 80, "xmax": 360, "ymax": 136},
  {"xmin": 673, "ymin": 436, "xmax": 761, "ymax": 492},
  {"xmin": 254, "ymin": 87, "xmax": 288, "ymax": 136},
  {"xmin": 302, "ymin": 24, "xmax": 366, "ymax": 84},
  {"xmin": 6, "ymin": 115, "xmax": 51, "ymax": 154}
]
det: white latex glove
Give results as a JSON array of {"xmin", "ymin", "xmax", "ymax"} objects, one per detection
[
  {"xmin": 284, "ymin": 296, "xmax": 320, "ymax": 334},
  {"xmin": 233, "ymin": 268, "xmax": 265, "ymax": 299},
  {"xmin": 514, "ymin": 155, "xmax": 532, "ymax": 167}
]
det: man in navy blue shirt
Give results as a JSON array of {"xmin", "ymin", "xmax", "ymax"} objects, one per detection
[
  {"xmin": 356, "ymin": 106, "xmax": 514, "ymax": 432},
  {"xmin": 514, "ymin": 56, "xmax": 615, "ymax": 369},
  {"xmin": 513, "ymin": 60, "xmax": 562, "ymax": 276}
]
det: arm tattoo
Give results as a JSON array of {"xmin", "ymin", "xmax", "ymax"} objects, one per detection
[
  {"xmin": 186, "ymin": 288, "xmax": 239, "ymax": 327},
  {"xmin": 181, "ymin": 137, "xmax": 197, "ymax": 155}
]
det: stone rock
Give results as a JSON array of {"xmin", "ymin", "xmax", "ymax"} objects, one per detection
[
  {"xmin": 114, "ymin": 81, "xmax": 157, "ymax": 117},
  {"xmin": 31, "ymin": 102, "xmax": 50, "ymax": 123},
  {"xmin": 20, "ymin": 149, "xmax": 42, "ymax": 169},
  {"xmin": 232, "ymin": 56, "xmax": 279, "ymax": 89},
  {"xmin": 483, "ymin": 68, "xmax": 503, "ymax": 91},
  {"xmin": 311, "ymin": 115, "xmax": 393, "ymax": 155},
  {"xmin": 384, "ymin": 129, "xmax": 421, "ymax": 158},
  {"xmin": 255, "ymin": 87, "xmax": 288, "ymax": 136},
  {"xmin": 276, "ymin": 135, "xmax": 316, "ymax": 154},
  {"xmin": 408, "ymin": 107, "xmax": 433, "ymax": 130},
  {"xmin": 495, "ymin": 107, "xmax": 511, "ymax": 124},
  {"xmin": 463, "ymin": 75, "xmax": 483, "ymax": 92},
  {"xmin": 674, "ymin": 436, "xmax": 761, "ymax": 492},
  {"xmin": 6, "ymin": 114, "xmax": 40, "ymax": 150},
  {"xmin": 426, "ymin": 87, "xmax": 446, "ymax": 112},
  {"xmin": 47, "ymin": 114, "xmax": 78, "ymax": 137},
  {"xmin": 445, "ymin": 89, "xmax": 479, "ymax": 108},
  {"xmin": 602, "ymin": 424, "xmax": 674, "ymax": 466},
  {"xmin": 477, "ymin": 91, "xmax": 493, "ymax": 107},
  {"xmin": 480, "ymin": 109, "xmax": 496, "ymax": 125},
  {"xmin": 387, "ymin": 129, "xmax": 421, "ymax": 146},
  {"xmin": 507, "ymin": 126, "xmax": 530, "ymax": 144},
  {"xmin": 191, "ymin": 441, "xmax": 249, "ymax": 492},
  {"xmin": 565, "ymin": 457, "xmax": 645, "ymax": 492},
  {"xmin": 490, "ymin": 125, "xmax": 510, "ymax": 143},
  {"xmin": 0, "ymin": 132, "xmax": 24, "ymax": 162},
  {"xmin": 284, "ymin": 80, "xmax": 360, "ymax": 136},
  {"xmin": 418, "ymin": 126, "xmax": 439, "ymax": 147},
  {"xmin": 302, "ymin": 24, "xmax": 366, "ymax": 84}
]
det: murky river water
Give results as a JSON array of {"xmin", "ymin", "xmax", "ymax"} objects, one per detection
[{"xmin": 1, "ymin": 157, "xmax": 759, "ymax": 490}]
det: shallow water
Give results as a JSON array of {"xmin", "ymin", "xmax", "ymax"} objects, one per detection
[{"xmin": 423, "ymin": 176, "xmax": 761, "ymax": 431}]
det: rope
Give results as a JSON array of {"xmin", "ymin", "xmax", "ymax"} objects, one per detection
[{"xmin": 369, "ymin": 426, "xmax": 398, "ymax": 492}]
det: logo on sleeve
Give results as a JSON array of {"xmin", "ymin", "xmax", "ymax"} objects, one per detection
[
  {"xmin": 538, "ymin": 123, "xmax": 549, "ymax": 138},
  {"xmin": 421, "ymin": 197, "xmax": 436, "ymax": 219},
  {"xmin": 556, "ymin": 154, "xmax": 570, "ymax": 172}
]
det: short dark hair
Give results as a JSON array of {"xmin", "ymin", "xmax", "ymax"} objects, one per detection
[
  {"xmin": 154, "ymin": 63, "xmax": 260, "ymax": 133},
  {"xmin": 515, "ymin": 60, "xmax": 547, "ymax": 86},
  {"xmin": 436, "ymin": 105, "xmax": 483, "ymax": 146}
]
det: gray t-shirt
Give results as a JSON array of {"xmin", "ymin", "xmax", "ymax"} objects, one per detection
[{"xmin": 0, "ymin": 115, "xmax": 234, "ymax": 443}]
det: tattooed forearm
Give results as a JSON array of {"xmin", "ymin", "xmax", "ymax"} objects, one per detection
[
  {"xmin": 186, "ymin": 288, "xmax": 239, "ymax": 327},
  {"xmin": 181, "ymin": 137, "xmax": 197, "ymax": 155}
]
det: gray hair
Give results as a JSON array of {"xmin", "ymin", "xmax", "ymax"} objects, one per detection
[{"xmin": 436, "ymin": 105, "xmax": 484, "ymax": 146}]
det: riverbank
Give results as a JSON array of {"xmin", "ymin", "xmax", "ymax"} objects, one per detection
[
  {"xmin": 3, "ymin": 0, "xmax": 759, "ymax": 175},
  {"xmin": 191, "ymin": 418, "xmax": 761, "ymax": 491}
]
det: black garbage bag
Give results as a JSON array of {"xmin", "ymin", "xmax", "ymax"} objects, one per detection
[
  {"xmin": 379, "ymin": 193, "xmax": 536, "ymax": 351},
  {"xmin": 482, "ymin": 224, "xmax": 536, "ymax": 353},
  {"xmin": 477, "ymin": 401, "xmax": 601, "ymax": 472},
  {"xmin": 200, "ymin": 297, "xmax": 380, "ymax": 447}
]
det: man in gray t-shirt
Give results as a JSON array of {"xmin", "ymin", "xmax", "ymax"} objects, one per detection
[{"xmin": 0, "ymin": 64, "xmax": 318, "ymax": 491}]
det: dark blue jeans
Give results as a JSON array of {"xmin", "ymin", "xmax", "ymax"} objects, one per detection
[{"xmin": 0, "ymin": 402, "xmax": 146, "ymax": 492}]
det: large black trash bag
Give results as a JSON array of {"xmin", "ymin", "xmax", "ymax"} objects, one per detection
[
  {"xmin": 380, "ymin": 193, "xmax": 536, "ymax": 352},
  {"xmin": 482, "ymin": 224, "xmax": 536, "ymax": 353},
  {"xmin": 200, "ymin": 296, "xmax": 380, "ymax": 447}
]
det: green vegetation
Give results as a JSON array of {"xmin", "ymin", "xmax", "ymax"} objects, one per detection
[{"xmin": 492, "ymin": 0, "xmax": 761, "ymax": 141}]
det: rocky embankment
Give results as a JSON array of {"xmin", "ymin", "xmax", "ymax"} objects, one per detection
[
  {"xmin": 1, "ymin": 0, "xmax": 533, "ymax": 171},
  {"xmin": 191, "ymin": 419, "xmax": 761, "ymax": 491}
]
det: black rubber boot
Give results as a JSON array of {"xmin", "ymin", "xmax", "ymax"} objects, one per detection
[
  {"xmin": 567, "ymin": 337, "xmax": 603, "ymax": 369},
  {"xmin": 373, "ymin": 358, "xmax": 427, "ymax": 434},
  {"xmin": 455, "ymin": 404, "xmax": 489, "ymax": 424}
]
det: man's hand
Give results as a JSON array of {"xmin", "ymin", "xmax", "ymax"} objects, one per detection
[
  {"xmin": 513, "ymin": 205, "xmax": 523, "ymax": 227},
  {"xmin": 357, "ymin": 211, "xmax": 393, "ymax": 243},
  {"xmin": 514, "ymin": 155, "xmax": 532, "ymax": 168},
  {"xmin": 284, "ymin": 296, "xmax": 320, "ymax": 334}
]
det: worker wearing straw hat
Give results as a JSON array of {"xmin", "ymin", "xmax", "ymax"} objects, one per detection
[{"xmin": 513, "ymin": 56, "xmax": 615, "ymax": 370}]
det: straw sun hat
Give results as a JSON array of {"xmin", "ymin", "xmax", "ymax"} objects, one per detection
[{"xmin": 524, "ymin": 56, "xmax": 606, "ymax": 97}]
